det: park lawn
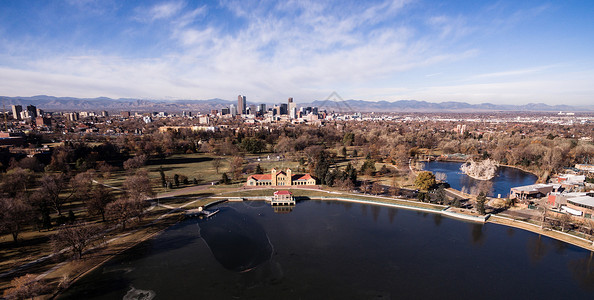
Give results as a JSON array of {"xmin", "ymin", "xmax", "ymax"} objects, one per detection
[
  {"xmin": 0, "ymin": 229, "xmax": 55, "ymax": 280},
  {"xmin": 246, "ymin": 156, "xmax": 301, "ymax": 173},
  {"xmin": 218, "ymin": 188, "xmax": 445, "ymax": 211},
  {"xmin": 98, "ymin": 153, "xmax": 229, "ymax": 195}
]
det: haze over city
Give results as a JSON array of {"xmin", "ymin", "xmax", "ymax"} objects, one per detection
[{"xmin": 1, "ymin": 0, "xmax": 593, "ymax": 105}]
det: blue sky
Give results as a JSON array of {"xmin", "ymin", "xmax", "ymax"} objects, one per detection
[{"xmin": 0, "ymin": 0, "xmax": 593, "ymax": 105}]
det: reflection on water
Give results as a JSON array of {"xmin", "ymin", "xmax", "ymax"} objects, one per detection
[
  {"xmin": 60, "ymin": 200, "xmax": 594, "ymax": 299},
  {"xmin": 433, "ymin": 214, "xmax": 442, "ymax": 227},
  {"xmin": 426, "ymin": 161, "xmax": 537, "ymax": 197},
  {"xmin": 123, "ymin": 286, "xmax": 155, "ymax": 300},
  {"xmin": 460, "ymin": 176, "xmax": 494, "ymax": 195},
  {"xmin": 569, "ymin": 253, "xmax": 594, "ymax": 291},
  {"xmin": 527, "ymin": 235, "xmax": 549, "ymax": 263},
  {"xmin": 197, "ymin": 207, "xmax": 273, "ymax": 272},
  {"xmin": 371, "ymin": 205, "xmax": 381, "ymax": 223},
  {"xmin": 273, "ymin": 206, "xmax": 294, "ymax": 214},
  {"xmin": 553, "ymin": 239, "xmax": 568, "ymax": 254},
  {"xmin": 470, "ymin": 224, "xmax": 485, "ymax": 245},
  {"xmin": 388, "ymin": 208, "xmax": 397, "ymax": 224}
]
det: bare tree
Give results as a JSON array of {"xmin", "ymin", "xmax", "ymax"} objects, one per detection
[
  {"xmin": 106, "ymin": 198, "xmax": 142, "ymax": 230},
  {"xmin": 360, "ymin": 180, "xmax": 371, "ymax": 194},
  {"xmin": 123, "ymin": 154, "xmax": 148, "ymax": 171},
  {"xmin": 70, "ymin": 170, "xmax": 95, "ymax": 203},
  {"xmin": 389, "ymin": 176, "xmax": 400, "ymax": 196},
  {"xmin": 335, "ymin": 178, "xmax": 355, "ymax": 191},
  {"xmin": 0, "ymin": 197, "xmax": 33, "ymax": 243},
  {"xmin": 3, "ymin": 274, "xmax": 46, "ymax": 300},
  {"xmin": 559, "ymin": 213, "xmax": 573, "ymax": 232},
  {"xmin": 123, "ymin": 169, "xmax": 155, "ymax": 201},
  {"xmin": 1, "ymin": 167, "xmax": 33, "ymax": 197},
  {"xmin": 275, "ymin": 136, "xmax": 295, "ymax": 156},
  {"xmin": 96, "ymin": 161, "xmax": 115, "ymax": 179},
  {"xmin": 87, "ymin": 184, "xmax": 115, "ymax": 222},
  {"xmin": 39, "ymin": 173, "xmax": 70, "ymax": 215},
  {"xmin": 212, "ymin": 157, "xmax": 222, "ymax": 174},
  {"xmin": 51, "ymin": 222, "xmax": 102, "ymax": 259},
  {"xmin": 371, "ymin": 181, "xmax": 384, "ymax": 195},
  {"xmin": 540, "ymin": 207, "xmax": 549, "ymax": 229},
  {"xmin": 229, "ymin": 156, "xmax": 245, "ymax": 180}
]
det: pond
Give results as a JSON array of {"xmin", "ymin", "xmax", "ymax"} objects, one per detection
[
  {"xmin": 59, "ymin": 200, "xmax": 594, "ymax": 299},
  {"xmin": 424, "ymin": 161, "xmax": 538, "ymax": 197}
]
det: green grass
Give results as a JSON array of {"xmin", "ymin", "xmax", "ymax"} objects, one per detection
[{"xmin": 218, "ymin": 188, "xmax": 445, "ymax": 210}]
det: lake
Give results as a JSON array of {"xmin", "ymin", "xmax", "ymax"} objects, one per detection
[
  {"xmin": 424, "ymin": 161, "xmax": 538, "ymax": 197},
  {"xmin": 59, "ymin": 200, "xmax": 594, "ymax": 299}
]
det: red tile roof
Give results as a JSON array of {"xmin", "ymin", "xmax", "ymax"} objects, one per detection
[
  {"xmin": 293, "ymin": 174, "xmax": 313, "ymax": 180},
  {"xmin": 274, "ymin": 190, "xmax": 292, "ymax": 195},
  {"xmin": 248, "ymin": 174, "xmax": 272, "ymax": 181}
]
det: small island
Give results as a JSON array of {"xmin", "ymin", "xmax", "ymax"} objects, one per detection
[{"xmin": 460, "ymin": 159, "xmax": 498, "ymax": 180}]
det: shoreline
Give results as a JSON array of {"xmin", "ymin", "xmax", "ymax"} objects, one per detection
[
  {"xmin": 488, "ymin": 215, "xmax": 594, "ymax": 251},
  {"xmin": 41, "ymin": 195, "xmax": 224, "ymax": 299},
  {"xmin": 26, "ymin": 185, "xmax": 594, "ymax": 297}
]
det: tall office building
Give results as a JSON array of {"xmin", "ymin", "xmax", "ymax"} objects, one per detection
[
  {"xmin": 280, "ymin": 103, "xmax": 288, "ymax": 115},
  {"xmin": 237, "ymin": 95, "xmax": 246, "ymax": 115},
  {"xmin": 258, "ymin": 104, "xmax": 267, "ymax": 115},
  {"xmin": 230, "ymin": 104, "xmax": 237, "ymax": 116},
  {"xmin": 26, "ymin": 105, "xmax": 37, "ymax": 119},
  {"xmin": 248, "ymin": 104, "xmax": 257, "ymax": 115},
  {"xmin": 11, "ymin": 105, "xmax": 22, "ymax": 120},
  {"xmin": 288, "ymin": 97, "xmax": 296, "ymax": 119}
]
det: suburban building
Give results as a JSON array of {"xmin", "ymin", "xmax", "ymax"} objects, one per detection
[
  {"xmin": 510, "ymin": 184, "xmax": 556, "ymax": 201},
  {"xmin": 565, "ymin": 194, "xmax": 594, "ymax": 218},
  {"xmin": 554, "ymin": 174, "xmax": 586, "ymax": 190},
  {"xmin": 245, "ymin": 168, "xmax": 316, "ymax": 187},
  {"xmin": 272, "ymin": 190, "xmax": 294, "ymax": 206},
  {"xmin": 575, "ymin": 164, "xmax": 594, "ymax": 173}
]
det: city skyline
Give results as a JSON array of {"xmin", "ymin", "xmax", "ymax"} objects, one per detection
[{"xmin": 0, "ymin": 1, "xmax": 593, "ymax": 105}]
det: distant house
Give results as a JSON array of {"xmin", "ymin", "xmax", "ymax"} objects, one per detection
[
  {"xmin": 576, "ymin": 164, "xmax": 594, "ymax": 173},
  {"xmin": 555, "ymin": 174, "xmax": 586, "ymax": 190},
  {"xmin": 245, "ymin": 168, "xmax": 316, "ymax": 187}
]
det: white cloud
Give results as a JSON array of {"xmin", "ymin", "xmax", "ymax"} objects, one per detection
[
  {"xmin": 472, "ymin": 65, "xmax": 559, "ymax": 79},
  {"xmin": 135, "ymin": 1, "xmax": 185, "ymax": 22},
  {"xmin": 1, "ymin": 0, "xmax": 587, "ymax": 105}
]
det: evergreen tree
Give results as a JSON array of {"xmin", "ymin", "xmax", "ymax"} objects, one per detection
[
  {"xmin": 256, "ymin": 164, "xmax": 263, "ymax": 174},
  {"xmin": 476, "ymin": 191, "xmax": 487, "ymax": 215},
  {"xmin": 313, "ymin": 151, "xmax": 331, "ymax": 185},
  {"xmin": 221, "ymin": 173, "xmax": 230, "ymax": 185},
  {"xmin": 159, "ymin": 166, "xmax": 166, "ymax": 186}
]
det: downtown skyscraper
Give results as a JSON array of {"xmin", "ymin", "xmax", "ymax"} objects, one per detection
[{"xmin": 237, "ymin": 95, "xmax": 247, "ymax": 115}]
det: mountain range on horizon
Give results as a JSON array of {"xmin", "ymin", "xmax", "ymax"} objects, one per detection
[{"xmin": 1, "ymin": 95, "xmax": 592, "ymax": 113}]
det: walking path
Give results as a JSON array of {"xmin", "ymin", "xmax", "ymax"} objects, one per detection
[
  {"xmin": 1, "ymin": 182, "xmax": 216, "ymax": 281},
  {"xmin": 488, "ymin": 215, "xmax": 594, "ymax": 250},
  {"xmin": 91, "ymin": 179, "xmax": 123, "ymax": 191},
  {"xmin": 5, "ymin": 181, "xmax": 593, "ymax": 288}
]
